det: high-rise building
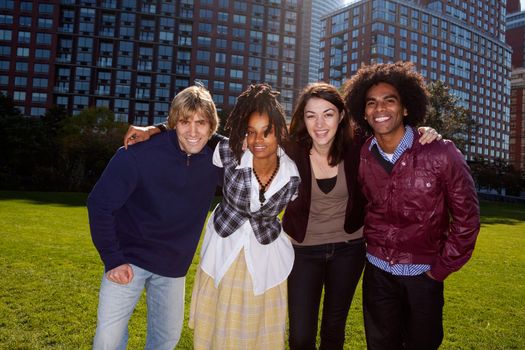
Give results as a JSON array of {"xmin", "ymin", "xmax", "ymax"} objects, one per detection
[
  {"xmin": 0, "ymin": 1, "xmax": 58, "ymax": 119},
  {"xmin": 299, "ymin": 0, "xmax": 344, "ymax": 86},
  {"xmin": 509, "ymin": 67, "xmax": 525, "ymax": 171},
  {"xmin": 0, "ymin": 0, "xmax": 303, "ymax": 124},
  {"xmin": 319, "ymin": 0, "xmax": 512, "ymax": 163},
  {"xmin": 506, "ymin": 0, "xmax": 525, "ymax": 171}
]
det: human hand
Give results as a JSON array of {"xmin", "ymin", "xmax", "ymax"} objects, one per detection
[
  {"xmin": 123, "ymin": 125, "xmax": 160, "ymax": 149},
  {"xmin": 418, "ymin": 127, "xmax": 442, "ymax": 145},
  {"xmin": 106, "ymin": 264, "xmax": 134, "ymax": 284}
]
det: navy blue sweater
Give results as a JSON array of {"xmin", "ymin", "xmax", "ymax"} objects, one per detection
[{"xmin": 87, "ymin": 131, "xmax": 222, "ymax": 278}]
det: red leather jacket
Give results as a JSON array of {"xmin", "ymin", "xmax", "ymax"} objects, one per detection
[
  {"xmin": 359, "ymin": 129, "xmax": 480, "ymax": 281},
  {"xmin": 282, "ymin": 137, "xmax": 366, "ymax": 243}
]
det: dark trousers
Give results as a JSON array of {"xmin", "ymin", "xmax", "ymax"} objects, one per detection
[
  {"xmin": 363, "ymin": 262, "xmax": 444, "ymax": 350},
  {"xmin": 288, "ymin": 239, "xmax": 366, "ymax": 350}
]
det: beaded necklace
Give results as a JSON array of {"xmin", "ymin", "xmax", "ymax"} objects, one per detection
[{"xmin": 252, "ymin": 157, "xmax": 280, "ymax": 205}]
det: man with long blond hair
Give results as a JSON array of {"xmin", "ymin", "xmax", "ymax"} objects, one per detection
[{"xmin": 87, "ymin": 85, "xmax": 224, "ymax": 350}]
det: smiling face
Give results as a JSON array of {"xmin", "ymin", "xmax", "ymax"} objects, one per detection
[
  {"xmin": 175, "ymin": 111, "xmax": 212, "ymax": 154},
  {"xmin": 364, "ymin": 82, "xmax": 408, "ymax": 140},
  {"xmin": 303, "ymin": 97, "xmax": 342, "ymax": 150},
  {"xmin": 246, "ymin": 112, "xmax": 278, "ymax": 161}
]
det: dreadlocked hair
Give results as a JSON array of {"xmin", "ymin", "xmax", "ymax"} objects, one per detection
[{"xmin": 225, "ymin": 83, "xmax": 289, "ymax": 162}]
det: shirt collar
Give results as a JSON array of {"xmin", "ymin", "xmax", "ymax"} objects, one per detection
[{"xmin": 369, "ymin": 126, "xmax": 414, "ymax": 164}]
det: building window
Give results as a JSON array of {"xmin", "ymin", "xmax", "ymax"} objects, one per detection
[
  {"xmin": 230, "ymin": 69, "xmax": 243, "ymax": 79},
  {"xmin": 196, "ymin": 65, "xmax": 209, "ymax": 75},
  {"xmin": 215, "ymin": 52, "xmax": 227, "ymax": 64},
  {"xmin": 233, "ymin": 15, "xmax": 246, "ymax": 24},
  {"xmin": 13, "ymin": 91, "xmax": 26, "ymax": 101},
  {"xmin": 197, "ymin": 50, "xmax": 210, "ymax": 61},
  {"xmin": 215, "ymin": 67, "xmax": 225, "ymax": 77},
  {"xmin": 16, "ymin": 47, "xmax": 29, "ymax": 57},
  {"xmin": 15, "ymin": 76, "xmax": 27, "ymax": 86},
  {"xmin": 0, "ymin": 46, "xmax": 11, "ymax": 56},
  {"xmin": 214, "ymin": 81, "xmax": 225, "ymax": 90},
  {"xmin": 213, "ymin": 94, "xmax": 224, "ymax": 104},
  {"xmin": 33, "ymin": 78, "xmax": 48, "ymax": 88},
  {"xmin": 38, "ymin": 18, "xmax": 52, "ymax": 28},
  {"xmin": 31, "ymin": 107, "xmax": 46, "ymax": 116},
  {"xmin": 20, "ymin": 1, "xmax": 32, "ymax": 11},
  {"xmin": 197, "ymin": 36, "xmax": 211, "ymax": 47},
  {"xmin": 18, "ymin": 31, "xmax": 30, "ymax": 43},
  {"xmin": 231, "ymin": 55, "xmax": 244, "ymax": 66},
  {"xmin": 135, "ymin": 88, "xmax": 150, "ymax": 99},
  {"xmin": 232, "ymin": 41, "xmax": 244, "ymax": 51},
  {"xmin": 159, "ymin": 31, "xmax": 174, "ymax": 41}
]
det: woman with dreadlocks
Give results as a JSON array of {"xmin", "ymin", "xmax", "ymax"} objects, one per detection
[{"xmin": 187, "ymin": 83, "xmax": 300, "ymax": 349}]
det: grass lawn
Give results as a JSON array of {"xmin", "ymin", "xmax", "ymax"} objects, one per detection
[{"xmin": 0, "ymin": 191, "xmax": 523, "ymax": 349}]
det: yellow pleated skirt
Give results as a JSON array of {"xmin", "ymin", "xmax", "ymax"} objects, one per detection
[{"xmin": 189, "ymin": 250, "xmax": 287, "ymax": 350}]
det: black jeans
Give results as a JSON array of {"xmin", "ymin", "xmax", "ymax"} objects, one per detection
[
  {"xmin": 288, "ymin": 239, "xmax": 366, "ymax": 350},
  {"xmin": 363, "ymin": 262, "xmax": 444, "ymax": 350}
]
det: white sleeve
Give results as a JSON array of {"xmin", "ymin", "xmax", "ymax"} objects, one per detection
[{"xmin": 212, "ymin": 143, "xmax": 223, "ymax": 168}]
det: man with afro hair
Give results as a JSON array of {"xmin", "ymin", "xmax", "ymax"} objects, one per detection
[{"xmin": 343, "ymin": 62, "xmax": 480, "ymax": 349}]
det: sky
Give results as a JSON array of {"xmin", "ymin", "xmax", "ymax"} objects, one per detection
[{"xmin": 521, "ymin": 0, "xmax": 525, "ymax": 11}]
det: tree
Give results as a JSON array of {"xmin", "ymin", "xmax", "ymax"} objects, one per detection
[
  {"xmin": 0, "ymin": 93, "xmax": 22, "ymax": 118},
  {"xmin": 503, "ymin": 165, "xmax": 524, "ymax": 196},
  {"xmin": 60, "ymin": 107, "xmax": 128, "ymax": 191},
  {"xmin": 217, "ymin": 108, "xmax": 231, "ymax": 137},
  {"xmin": 469, "ymin": 157, "xmax": 524, "ymax": 196},
  {"xmin": 0, "ymin": 94, "xmax": 44, "ymax": 189},
  {"xmin": 424, "ymin": 80, "xmax": 478, "ymax": 153},
  {"xmin": 0, "ymin": 101, "xmax": 129, "ymax": 191}
]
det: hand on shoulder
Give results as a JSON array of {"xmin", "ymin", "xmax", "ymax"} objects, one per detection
[{"xmin": 123, "ymin": 125, "xmax": 161, "ymax": 149}]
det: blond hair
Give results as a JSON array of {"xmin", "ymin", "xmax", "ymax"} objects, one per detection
[{"xmin": 167, "ymin": 86, "xmax": 219, "ymax": 134}]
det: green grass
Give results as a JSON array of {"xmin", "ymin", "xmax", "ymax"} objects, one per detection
[{"xmin": 0, "ymin": 191, "xmax": 523, "ymax": 349}]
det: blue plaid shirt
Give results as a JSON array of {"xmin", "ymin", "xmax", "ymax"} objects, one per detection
[{"xmin": 367, "ymin": 126, "xmax": 431, "ymax": 276}]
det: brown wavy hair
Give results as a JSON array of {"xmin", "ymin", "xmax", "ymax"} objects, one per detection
[{"xmin": 289, "ymin": 82, "xmax": 352, "ymax": 166}]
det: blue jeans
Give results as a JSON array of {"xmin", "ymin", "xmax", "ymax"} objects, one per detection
[
  {"xmin": 288, "ymin": 239, "xmax": 366, "ymax": 350},
  {"xmin": 93, "ymin": 264, "xmax": 185, "ymax": 350}
]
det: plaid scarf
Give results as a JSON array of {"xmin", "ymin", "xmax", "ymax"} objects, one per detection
[{"xmin": 213, "ymin": 140, "xmax": 300, "ymax": 245}]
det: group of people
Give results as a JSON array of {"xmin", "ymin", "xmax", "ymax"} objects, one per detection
[{"xmin": 87, "ymin": 62, "xmax": 480, "ymax": 350}]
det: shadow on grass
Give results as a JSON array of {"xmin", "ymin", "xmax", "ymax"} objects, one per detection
[
  {"xmin": 479, "ymin": 200, "xmax": 525, "ymax": 226},
  {"xmin": 0, "ymin": 190, "xmax": 224, "ymax": 210},
  {"xmin": 0, "ymin": 190, "xmax": 88, "ymax": 207}
]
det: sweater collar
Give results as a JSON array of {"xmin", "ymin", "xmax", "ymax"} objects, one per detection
[{"xmin": 168, "ymin": 130, "xmax": 211, "ymax": 156}]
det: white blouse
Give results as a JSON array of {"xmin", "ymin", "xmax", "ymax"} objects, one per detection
[{"xmin": 198, "ymin": 145, "xmax": 299, "ymax": 296}]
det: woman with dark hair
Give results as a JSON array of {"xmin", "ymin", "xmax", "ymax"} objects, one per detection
[
  {"xmin": 283, "ymin": 81, "xmax": 440, "ymax": 349},
  {"xmin": 283, "ymin": 83, "xmax": 366, "ymax": 349},
  {"xmin": 188, "ymin": 83, "xmax": 300, "ymax": 349}
]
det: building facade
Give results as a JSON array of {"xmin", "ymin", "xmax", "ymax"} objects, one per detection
[
  {"xmin": 509, "ymin": 67, "xmax": 525, "ymax": 171},
  {"xmin": 299, "ymin": 0, "xmax": 344, "ymax": 86},
  {"xmin": 319, "ymin": 0, "xmax": 512, "ymax": 162},
  {"xmin": 506, "ymin": 1, "xmax": 525, "ymax": 171},
  {"xmin": 0, "ymin": 0, "xmax": 303, "ymax": 124}
]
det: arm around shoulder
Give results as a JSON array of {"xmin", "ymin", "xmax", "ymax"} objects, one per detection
[{"xmin": 123, "ymin": 124, "xmax": 164, "ymax": 148}]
